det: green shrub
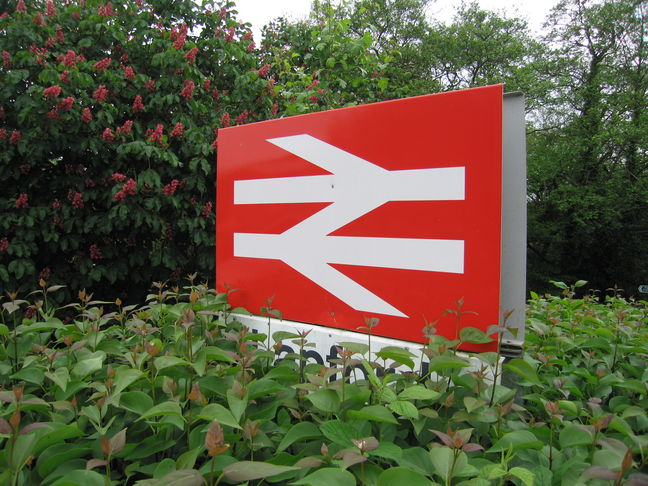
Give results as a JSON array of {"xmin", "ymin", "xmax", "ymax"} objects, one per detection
[{"xmin": 0, "ymin": 283, "xmax": 646, "ymax": 485}]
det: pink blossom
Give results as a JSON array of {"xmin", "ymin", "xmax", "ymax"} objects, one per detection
[
  {"xmin": 271, "ymin": 103, "xmax": 278, "ymax": 115},
  {"xmin": 179, "ymin": 80, "xmax": 195, "ymax": 100},
  {"xmin": 45, "ymin": 0, "xmax": 56, "ymax": 16},
  {"xmin": 67, "ymin": 190, "xmax": 84, "ymax": 209},
  {"xmin": 163, "ymin": 179, "xmax": 180, "ymax": 196},
  {"xmin": 145, "ymin": 80, "xmax": 155, "ymax": 92},
  {"xmin": 0, "ymin": 128, "xmax": 6, "ymax": 140},
  {"xmin": 93, "ymin": 57, "xmax": 111, "ymax": 72},
  {"xmin": 55, "ymin": 25, "xmax": 64, "ymax": 42},
  {"xmin": 2, "ymin": 51, "xmax": 11, "ymax": 68},
  {"xmin": 257, "ymin": 64, "xmax": 270, "ymax": 78},
  {"xmin": 47, "ymin": 108, "xmax": 60, "ymax": 120},
  {"xmin": 98, "ymin": 2, "xmax": 114, "ymax": 17},
  {"xmin": 219, "ymin": 6, "xmax": 227, "ymax": 19},
  {"xmin": 43, "ymin": 85, "xmax": 62, "ymax": 98},
  {"xmin": 242, "ymin": 31, "xmax": 252, "ymax": 41},
  {"xmin": 101, "ymin": 128, "xmax": 115, "ymax": 142},
  {"xmin": 220, "ymin": 112, "xmax": 230, "ymax": 128},
  {"xmin": 0, "ymin": 237, "xmax": 9, "ymax": 253},
  {"xmin": 148, "ymin": 124, "xmax": 164, "ymax": 144},
  {"xmin": 89, "ymin": 244, "xmax": 102, "ymax": 260},
  {"xmin": 81, "ymin": 107, "xmax": 92, "ymax": 123},
  {"xmin": 63, "ymin": 50, "xmax": 77, "ymax": 67},
  {"xmin": 16, "ymin": 0, "xmax": 27, "ymax": 13},
  {"xmin": 201, "ymin": 202, "xmax": 213, "ymax": 217},
  {"xmin": 225, "ymin": 27, "xmax": 235, "ymax": 42},
  {"xmin": 132, "ymin": 94, "xmax": 144, "ymax": 112},
  {"xmin": 9, "ymin": 131, "xmax": 21, "ymax": 144},
  {"xmin": 15, "ymin": 193, "xmax": 29, "ymax": 209},
  {"xmin": 170, "ymin": 122, "xmax": 184, "ymax": 138},
  {"xmin": 57, "ymin": 96, "xmax": 74, "ymax": 111},
  {"xmin": 116, "ymin": 120, "xmax": 133, "ymax": 135},
  {"xmin": 93, "ymin": 84, "xmax": 108, "ymax": 102},
  {"xmin": 234, "ymin": 110, "xmax": 249, "ymax": 125},
  {"xmin": 114, "ymin": 178, "xmax": 136, "ymax": 202},
  {"xmin": 183, "ymin": 47, "xmax": 198, "ymax": 64},
  {"xmin": 33, "ymin": 12, "xmax": 46, "ymax": 26},
  {"xmin": 59, "ymin": 70, "xmax": 71, "ymax": 83},
  {"xmin": 247, "ymin": 42, "xmax": 255, "ymax": 52},
  {"xmin": 123, "ymin": 66, "xmax": 135, "ymax": 80},
  {"xmin": 111, "ymin": 173, "xmax": 126, "ymax": 183}
]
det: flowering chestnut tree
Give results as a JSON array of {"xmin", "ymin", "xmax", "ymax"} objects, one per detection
[{"xmin": 0, "ymin": 0, "xmax": 391, "ymax": 299}]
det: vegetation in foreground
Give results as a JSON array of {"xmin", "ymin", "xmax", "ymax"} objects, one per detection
[{"xmin": 0, "ymin": 280, "xmax": 646, "ymax": 485}]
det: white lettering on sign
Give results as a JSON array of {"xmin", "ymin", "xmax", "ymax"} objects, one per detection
[{"xmin": 233, "ymin": 134, "xmax": 465, "ymax": 317}]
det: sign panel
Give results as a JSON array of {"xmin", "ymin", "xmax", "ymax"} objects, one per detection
[{"xmin": 217, "ymin": 85, "xmax": 503, "ymax": 351}]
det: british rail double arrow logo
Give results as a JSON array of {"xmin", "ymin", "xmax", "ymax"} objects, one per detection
[{"xmin": 233, "ymin": 134, "xmax": 465, "ymax": 318}]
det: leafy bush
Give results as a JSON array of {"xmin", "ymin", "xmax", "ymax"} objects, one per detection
[
  {"xmin": 0, "ymin": 282, "xmax": 646, "ymax": 485},
  {"xmin": 0, "ymin": 0, "xmax": 391, "ymax": 301}
]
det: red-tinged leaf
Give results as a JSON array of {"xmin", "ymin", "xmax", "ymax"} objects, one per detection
[
  {"xmin": 109, "ymin": 428, "xmax": 126, "ymax": 455},
  {"xmin": 340, "ymin": 449, "xmax": 367, "ymax": 469},
  {"xmin": 462, "ymin": 442, "xmax": 485, "ymax": 452},
  {"xmin": 430, "ymin": 429, "xmax": 454, "ymax": 448},
  {"xmin": 101, "ymin": 436, "xmax": 110, "ymax": 457},
  {"xmin": 205, "ymin": 421, "xmax": 229, "ymax": 457},
  {"xmin": 583, "ymin": 466, "xmax": 621, "ymax": 481},
  {"xmin": 627, "ymin": 473, "xmax": 648, "ymax": 486},
  {"xmin": 136, "ymin": 469, "xmax": 205, "ymax": 486},
  {"xmin": 0, "ymin": 418, "xmax": 11, "ymax": 434},
  {"xmin": 622, "ymin": 447, "xmax": 634, "ymax": 472},
  {"xmin": 19, "ymin": 423, "xmax": 51, "ymax": 435},
  {"xmin": 223, "ymin": 461, "xmax": 299, "ymax": 482},
  {"xmin": 86, "ymin": 458, "xmax": 109, "ymax": 470},
  {"xmin": 294, "ymin": 457, "xmax": 324, "ymax": 468}
]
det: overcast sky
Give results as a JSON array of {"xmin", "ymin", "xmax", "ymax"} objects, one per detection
[{"xmin": 233, "ymin": 0, "xmax": 557, "ymax": 40}]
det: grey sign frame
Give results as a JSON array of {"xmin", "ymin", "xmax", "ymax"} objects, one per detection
[{"xmin": 499, "ymin": 92, "xmax": 527, "ymax": 357}]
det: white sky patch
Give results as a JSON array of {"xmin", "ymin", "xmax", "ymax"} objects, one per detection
[{"xmin": 233, "ymin": 0, "xmax": 556, "ymax": 41}]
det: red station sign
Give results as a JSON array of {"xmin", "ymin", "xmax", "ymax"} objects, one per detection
[{"xmin": 216, "ymin": 85, "xmax": 503, "ymax": 351}]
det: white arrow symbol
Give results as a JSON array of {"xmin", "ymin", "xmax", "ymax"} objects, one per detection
[{"xmin": 233, "ymin": 134, "xmax": 465, "ymax": 317}]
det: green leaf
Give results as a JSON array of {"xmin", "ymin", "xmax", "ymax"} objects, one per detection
[
  {"xmin": 306, "ymin": 389, "xmax": 340, "ymax": 413},
  {"xmin": 71, "ymin": 352, "xmax": 105, "ymax": 379},
  {"xmin": 459, "ymin": 327, "xmax": 494, "ymax": 344},
  {"xmin": 113, "ymin": 367, "xmax": 145, "ymax": 395},
  {"xmin": 51, "ymin": 469, "xmax": 106, "ymax": 486},
  {"xmin": 45, "ymin": 368, "xmax": 70, "ymax": 392},
  {"xmin": 291, "ymin": 467, "xmax": 356, "ymax": 486},
  {"xmin": 559, "ymin": 425, "xmax": 593, "ymax": 448},
  {"xmin": 488, "ymin": 430, "xmax": 543, "ymax": 452},
  {"xmin": 400, "ymin": 447, "xmax": 435, "ymax": 476},
  {"xmin": 135, "ymin": 469, "xmax": 204, "ymax": 486},
  {"xmin": 196, "ymin": 403, "xmax": 241, "ymax": 429},
  {"xmin": 11, "ymin": 366, "xmax": 45, "ymax": 385},
  {"xmin": 509, "ymin": 467, "xmax": 535, "ymax": 486},
  {"xmin": 277, "ymin": 422, "xmax": 323, "ymax": 452},
  {"xmin": 320, "ymin": 420, "xmax": 363, "ymax": 447},
  {"xmin": 388, "ymin": 400, "xmax": 419, "ymax": 419},
  {"xmin": 138, "ymin": 401, "xmax": 184, "ymax": 422},
  {"xmin": 204, "ymin": 346, "xmax": 237, "ymax": 363},
  {"xmin": 154, "ymin": 356, "xmax": 190, "ymax": 370},
  {"xmin": 429, "ymin": 447, "xmax": 464, "ymax": 482},
  {"xmin": 503, "ymin": 359, "xmax": 542, "ymax": 386},
  {"xmin": 223, "ymin": 461, "xmax": 298, "ymax": 482},
  {"xmin": 34, "ymin": 424, "xmax": 83, "ymax": 455},
  {"xmin": 398, "ymin": 385, "xmax": 440, "ymax": 401},
  {"xmin": 347, "ymin": 405, "xmax": 398, "ymax": 424},
  {"xmin": 375, "ymin": 346, "xmax": 416, "ymax": 369},
  {"xmin": 427, "ymin": 355, "xmax": 471, "ymax": 373},
  {"xmin": 377, "ymin": 467, "xmax": 434, "ymax": 486},
  {"xmin": 119, "ymin": 391, "xmax": 154, "ymax": 415},
  {"xmin": 176, "ymin": 447, "xmax": 203, "ymax": 470}
]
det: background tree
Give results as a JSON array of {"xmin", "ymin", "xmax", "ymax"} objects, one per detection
[{"xmin": 0, "ymin": 0, "xmax": 389, "ymax": 301}]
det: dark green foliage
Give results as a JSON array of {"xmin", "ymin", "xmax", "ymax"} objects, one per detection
[
  {"xmin": 0, "ymin": 0, "xmax": 389, "ymax": 302},
  {"xmin": 0, "ymin": 283, "xmax": 646, "ymax": 484}
]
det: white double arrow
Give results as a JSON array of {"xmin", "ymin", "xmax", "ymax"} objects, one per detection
[{"xmin": 233, "ymin": 134, "xmax": 465, "ymax": 317}]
